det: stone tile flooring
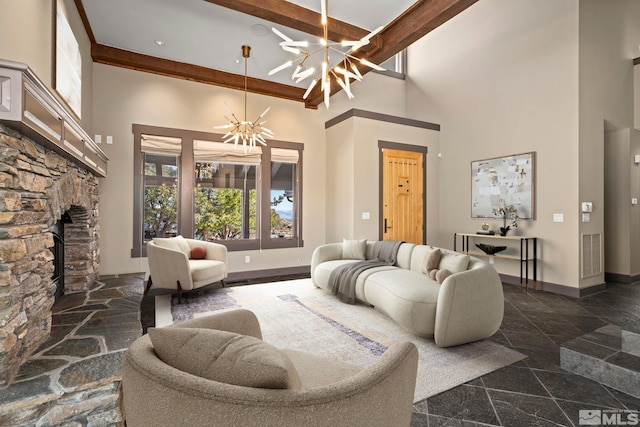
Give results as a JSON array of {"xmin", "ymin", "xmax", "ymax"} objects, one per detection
[
  {"xmin": 0, "ymin": 274, "xmax": 143, "ymax": 426},
  {"xmin": 11, "ymin": 274, "xmax": 636, "ymax": 426},
  {"xmin": 410, "ymin": 282, "xmax": 640, "ymax": 426}
]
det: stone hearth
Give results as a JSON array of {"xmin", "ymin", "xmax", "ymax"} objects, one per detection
[
  {"xmin": 0, "ymin": 275, "xmax": 143, "ymax": 426},
  {"xmin": 0, "ymin": 124, "xmax": 101, "ymax": 385}
]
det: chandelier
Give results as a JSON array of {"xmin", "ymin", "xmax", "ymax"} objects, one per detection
[
  {"xmin": 268, "ymin": 0, "xmax": 384, "ymax": 109},
  {"xmin": 215, "ymin": 45, "xmax": 274, "ymax": 152}
]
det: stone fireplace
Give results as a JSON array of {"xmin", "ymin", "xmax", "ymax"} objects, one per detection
[
  {"xmin": 0, "ymin": 60, "xmax": 108, "ymax": 386},
  {"xmin": 0, "ymin": 123, "xmax": 101, "ymax": 384}
]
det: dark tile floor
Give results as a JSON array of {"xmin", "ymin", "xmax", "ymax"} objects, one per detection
[
  {"xmin": 141, "ymin": 278, "xmax": 640, "ymax": 426},
  {"xmin": 411, "ymin": 281, "xmax": 640, "ymax": 426}
]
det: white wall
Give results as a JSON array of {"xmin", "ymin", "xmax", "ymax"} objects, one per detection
[
  {"xmin": 325, "ymin": 116, "xmax": 439, "ymax": 244},
  {"xmin": 0, "ymin": 0, "xmax": 94, "ymax": 130},
  {"xmin": 406, "ymin": 0, "xmax": 581, "ymax": 288},
  {"xmin": 579, "ymin": 0, "xmax": 640, "ymax": 285},
  {"xmin": 604, "ymin": 128, "xmax": 631, "ymax": 275}
]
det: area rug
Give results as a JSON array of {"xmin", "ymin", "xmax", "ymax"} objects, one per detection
[{"xmin": 157, "ymin": 278, "xmax": 525, "ymax": 402}]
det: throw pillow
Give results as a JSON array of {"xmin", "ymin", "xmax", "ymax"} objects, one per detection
[
  {"xmin": 420, "ymin": 246, "xmax": 442, "ymax": 276},
  {"xmin": 342, "ymin": 239, "xmax": 367, "ymax": 260},
  {"xmin": 190, "ymin": 246, "xmax": 206, "ymax": 259},
  {"xmin": 438, "ymin": 253, "xmax": 470, "ymax": 274},
  {"xmin": 436, "ymin": 269, "xmax": 452, "ymax": 284},
  {"xmin": 148, "ymin": 327, "xmax": 301, "ymax": 389}
]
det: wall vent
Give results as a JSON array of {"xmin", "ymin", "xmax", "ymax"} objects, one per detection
[{"xmin": 581, "ymin": 233, "xmax": 602, "ymax": 278}]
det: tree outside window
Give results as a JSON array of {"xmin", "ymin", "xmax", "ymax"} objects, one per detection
[{"xmin": 132, "ymin": 125, "xmax": 303, "ymax": 256}]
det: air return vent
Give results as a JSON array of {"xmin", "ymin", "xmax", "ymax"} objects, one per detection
[{"xmin": 581, "ymin": 233, "xmax": 602, "ymax": 278}]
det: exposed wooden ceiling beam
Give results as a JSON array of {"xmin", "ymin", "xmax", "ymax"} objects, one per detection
[
  {"xmin": 370, "ymin": 0, "xmax": 479, "ymax": 63},
  {"xmin": 91, "ymin": 44, "xmax": 309, "ymax": 105},
  {"xmin": 202, "ymin": 0, "xmax": 380, "ymax": 49},
  {"xmin": 77, "ymin": 0, "xmax": 478, "ymax": 109},
  {"xmin": 74, "ymin": 0, "xmax": 96, "ymax": 44},
  {"xmin": 305, "ymin": 0, "xmax": 479, "ymax": 107}
]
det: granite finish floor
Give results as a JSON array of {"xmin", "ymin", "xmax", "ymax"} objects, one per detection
[
  {"xmin": 410, "ymin": 282, "xmax": 640, "ymax": 426},
  {"xmin": 0, "ymin": 274, "xmax": 144, "ymax": 426},
  {"xmin": 141, "ymin": 277, "xmax": 640, "ymax": 427}
]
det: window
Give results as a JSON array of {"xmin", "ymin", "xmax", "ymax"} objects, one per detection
[
  {"xmin": 193, "ymin": 140, "xmax": 260, "ymax": 241},
  {"xmin": 270, "ymin": 148, "xmax": 299, "ymax": 240},
  {"xmin": 132, "ymin": 125, "xmax": 303, "ymax": 257},
  {"xmin": 143, "ymin": 153, "xmax": 178, "ymax": 241},
  {"xmin": 375, "ymin": 50, "xmax": 406, "ymax": 80}
]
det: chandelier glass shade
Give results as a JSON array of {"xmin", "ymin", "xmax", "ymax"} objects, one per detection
[
  {"xmin": 215, "ymin": 45, "xmax": 274, "ymax": 152},
  {"xmin": 269, "ymin": 0, "xmax": 385, "ymax": 109}
]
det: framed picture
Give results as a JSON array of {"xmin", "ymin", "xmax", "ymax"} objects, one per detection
[
  {"xmin": 471, "ymin": 152, "xmax": 535, "ymax": 219},
  {"xmin": 53, "ymin": 0, "xmax": 82, "ymax": 118}
]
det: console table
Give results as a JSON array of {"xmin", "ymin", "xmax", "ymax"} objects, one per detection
[{"xmin": 454, "ymin": 233, "xmax": 538, "ymax": 292}]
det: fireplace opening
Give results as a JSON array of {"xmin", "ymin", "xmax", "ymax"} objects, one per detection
[{"xmin": 51, "ymin": 212, "xmax": 73, "ymax": 300}]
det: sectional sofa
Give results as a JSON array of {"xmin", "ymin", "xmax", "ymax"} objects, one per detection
[{"xmin": 311, "ymin": 241, "xmax": 504, "ymax": 347}]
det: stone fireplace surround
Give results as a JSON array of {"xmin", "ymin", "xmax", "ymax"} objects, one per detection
[{"xmin": 0, "ymin": 123, "xmax": 101, "ymax": 383}]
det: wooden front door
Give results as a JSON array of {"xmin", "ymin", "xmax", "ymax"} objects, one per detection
[{"xmin": 382, "ymin": 148, "xmax": 424, "ymax": 244}]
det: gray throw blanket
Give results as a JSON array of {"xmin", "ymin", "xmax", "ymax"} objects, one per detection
[{"xmin": 327, "ymin": 240, "xmax": 404, "ymax": 304}]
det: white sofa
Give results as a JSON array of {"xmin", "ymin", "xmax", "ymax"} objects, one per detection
[{"xmin": 311, "ymin": 241, "xmax": 504, "ymax": 347}]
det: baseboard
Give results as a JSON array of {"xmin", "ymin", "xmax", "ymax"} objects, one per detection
[
  {"xmin": 226, "ymin": 265, "xmax": 311, "ymax": 283},
  {"xmin": 498, "ymin": 274, "xmax": 606, "ymax": 298},
  {"xmin": 605, "ymin": 272, "xmax": 640, "ymax": 284}
]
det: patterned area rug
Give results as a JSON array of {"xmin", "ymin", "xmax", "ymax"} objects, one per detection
[{"xmin": 160, "ymin": 278, "xmax": 525, "ymax": 402}]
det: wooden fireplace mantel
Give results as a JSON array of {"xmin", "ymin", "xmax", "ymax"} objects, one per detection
[{"xmin": 0, "ymin": 59, "xmax": 108, "ymax": 177}]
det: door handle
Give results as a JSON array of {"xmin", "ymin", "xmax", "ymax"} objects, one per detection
[{"xmin": 384, "ymin": 218, "xmax": 392, "ymax": 233}]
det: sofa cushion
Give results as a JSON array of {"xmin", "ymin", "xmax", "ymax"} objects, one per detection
[
  {"xmin": 314, "ymin": 259, "xmax": 395, "ymax": 302},
  {"xmin": 364, "ymin": 269, "xmax": 440, "ymax": 337},
  {"xmin": 420, "ymin": 246, "xmax": 442, "ymax": 276},
  {"xmin": 148, "ymin": 327, "xmax": 301, "ymax": 389},
  {"xmin": 189, "ymin": 259, "xmax": 226, "ymax": 283},
  {"xmin": 342, "ymin": 239, "xmax": 367, "ymax": 260},
  {"xmin": 190, "ymin": 246, "xmax": 206, "ymax": 259},
  {"xmin": 438, "ymin": 252, "xmax": 470, "ymax": 274},
  {"xmin": 281, "ymin": 349, "xmax": 362, "ymax": 388}
]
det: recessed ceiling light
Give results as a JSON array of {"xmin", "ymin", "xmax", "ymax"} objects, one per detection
[
  {"xmin": 250, "ymin": 24, "xmax": 269, "ymax": 37},
  {"xmin": 155, "ymin": 40, "xmax": 165, "ymax": 46}
]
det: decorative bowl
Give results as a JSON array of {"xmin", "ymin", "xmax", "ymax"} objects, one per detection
[{"xmin": 475, "ymin": 243, "xmax": 507, "ymax": 255}]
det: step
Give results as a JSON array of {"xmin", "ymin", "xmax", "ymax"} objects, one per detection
[
  {"xmin": 622, "ymin": 323, "xmax": 640, "ymax": 357},
  {"xmin": 560, "ymin": 325, "xmax": 640, "ymax": 399}
]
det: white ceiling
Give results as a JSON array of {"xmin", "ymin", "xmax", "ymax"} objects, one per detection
[{"xmin": 81, "ymin": 0, "xmax": 417, "ymax": 88}]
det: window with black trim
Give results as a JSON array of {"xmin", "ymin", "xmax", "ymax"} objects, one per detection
[{"xmin": 131, "ymin": 125, "xmax": 303, "ymax": 257}]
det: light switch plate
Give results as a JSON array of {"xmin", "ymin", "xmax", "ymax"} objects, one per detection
[
  {"xmin": 553, "ymin": 213, "xmax": 564, "ymax": 222},
  {"xmin": 362, "ymin": 212, "xmax": 370, "ymax": 220}
]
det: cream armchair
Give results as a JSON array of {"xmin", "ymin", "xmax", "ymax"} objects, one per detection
[
  {"xmin": 145, "ymin": 235, "xmax": 227, "ymax": 303},
  {"xmin": 122, "ymin": 309, "xmax": 419, "ymax": 427}
]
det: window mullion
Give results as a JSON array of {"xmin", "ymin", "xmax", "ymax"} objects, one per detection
[
  {"xmin": 179, "ymin": 138, "xmax": 195, "ymax": 238},
  {"xmin": 260, "ymin": 146, "xmax": 272, "ymax": 245}
]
